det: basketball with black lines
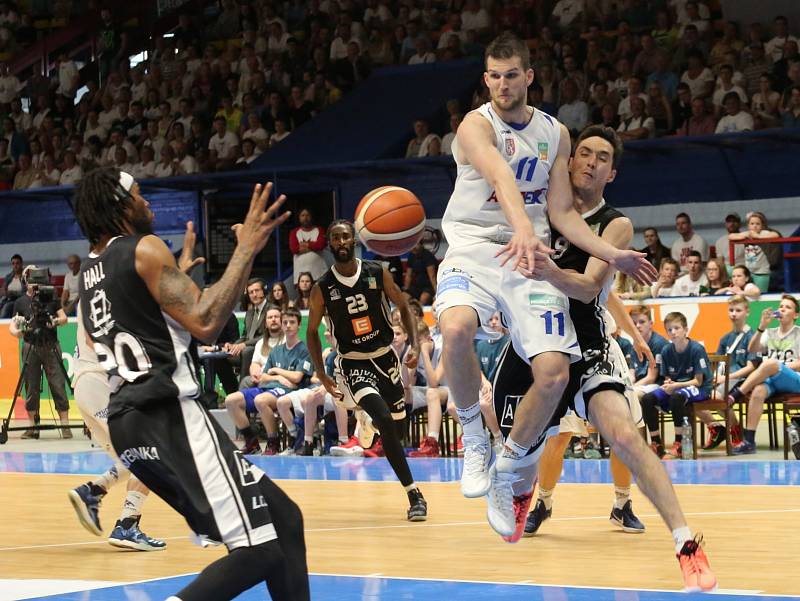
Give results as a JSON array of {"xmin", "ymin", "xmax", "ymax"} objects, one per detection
[{"xmin": 354, "ymin": 186, "xmax": 426, "ymax": 256}]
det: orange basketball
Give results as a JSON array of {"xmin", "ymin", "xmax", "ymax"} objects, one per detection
[{"xmin": 354, "ymin": 186, "xmax": 426, "ymax": 256}]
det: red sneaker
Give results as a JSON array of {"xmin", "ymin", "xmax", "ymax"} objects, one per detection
[
  {"xmin": 330, "ymin": 435, "xmax": 364, "ymax": 457},
  {"xmin": 677, "ymin": 535, "xmax": 717, "ymax": 592},
  {"xmin": 501, "ymin": 490, "xmax": 534, "ymax": 543},
  {"xmin": 364, "ymin": 437, "xmax": 385, "ymax": 458},
  {"xmin": 409, "ymin": 436, "xmax": 440, "ymax": 457},
  {"xmin": 663, "ymin": 441, "xmax": 682, "ymax": 460},
  {"xmin": 731, "ymin": 425, "xmax": 743, "ymax": 446},
  {"xmin": 701, "ymin": 425, "xmax": 726, "ymax": 450},
  {"xmin": 649, "ymin": 441, "xmax": 665, "ymax": 458},
  {"xmin": 241, "ymin": 437, "xmax": 261, "ymax": 455},
  {"xmin": 262, "ymin": 438, "xmax": 280, "ymax": 456}
]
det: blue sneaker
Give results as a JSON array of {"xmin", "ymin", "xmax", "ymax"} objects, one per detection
[
  {"xmin": 610, "ymin": 500, "xmax": 645, "ymax": 533},
  {"xmin": 732, "ymin": 440, "xmax": 757, "ymax": 455},
  {"xmin": 108, "ymin": 520, "xmax": 167, "ymax": 551},
  {"xmin": 68, "ymin": 483, "xmax": 103, "ymax": 536}
]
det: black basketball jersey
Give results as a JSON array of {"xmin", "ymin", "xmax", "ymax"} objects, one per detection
[
  {"xmin": 317, "ymin": 259, "xmax": 393, "ymax": 358},
  {"xmin": 78, "ymin": 235, "xmax": 200, "ymax": 417},
  {"xmin": 551, "ymin": 201, "xmax": 626, "ymax": 348}
]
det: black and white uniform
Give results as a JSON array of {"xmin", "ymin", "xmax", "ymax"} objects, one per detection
[
  {"xmin": 317, "ymin": 259, "xmax": 405, "ymax": 419},
  {"xmin": 79, "ymin": 235, "xmax": 281, "ymax": 550}
]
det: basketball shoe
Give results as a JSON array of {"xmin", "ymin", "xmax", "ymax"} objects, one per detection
[
  {"xmin": 486, "ymin": 467, "xmax": 518, "ymax": 537},
  {"xmin": 407, "ymin": 488, "xmax": 428, "ymax": 522},
  {"xmin": 701, "ymin": 425, "xmax": 726, "ymax": 450},
  {"xmin": 501, "ymin": 489, "xmax": 533, "ymax": 543},
  {"xmin": 409, "ymin": 436, "xmax": 440, "ymax": 457},
  {"xmin": 461, "ymin": 434, "xmax": 493, "ymax": 498},
  {"xmin": 240, "ymin": 437, "xmax": 261, "ymax": 455},
  {"xmin": 330, "ymin": 436, "xmax": 364, "ymax": 456},
  {"xmin": 522, "ymin": 498, "xmax": 552, "ymax": 537},
  {"xmin": 356, "ymin": 409, "xmax": 377, "ymax": 448},
  {"xmin": 609, "ymin": 500, "xmax": 645, "ymax": 533},
  {"xmin": 363, "ymin": 437, "xmax": 384, "ymax": 458},
  {"xmin": 108, "ymin": 518, "xmax": 167, "ymax": 551},
  {"xmin": 677, "ymin": 535, "xmax": 717, "ymax": 592},
  {"xmin": 68, "ymin": 483, "xmax": 104, "ymax": 536}
]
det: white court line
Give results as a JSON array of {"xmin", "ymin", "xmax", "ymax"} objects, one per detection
[{"xmin": 2, "ymin": 506, "xmax": 799, "ymax": 552}]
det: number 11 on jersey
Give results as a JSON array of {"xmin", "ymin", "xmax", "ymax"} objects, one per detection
[{"xmin": 540, "ymin": 310, "xmax": 565, "ymax": 336}]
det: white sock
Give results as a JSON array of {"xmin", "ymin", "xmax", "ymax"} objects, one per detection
[
  {"xmin": 304, "ymin": 435, "xmax": 313, "ymax": 443},
  {"xmin": 456, "ymin": 402, "xmax": 484, "ymax": 438},
  {"xmin": 404, "ymin": 482, "xmax": 419, "ymax": 493},
  {"xmin": 672, "ymin": 526, "xmax": 693, "ymax": 553},
  {"xmin": 338, "ymin": 436, "xmax": 349, "ymax": 444},
  {"xmin": 120, "ymin": 491, "xmax": 147, "ymax": 521},
  {"xmin": 288, "ymin": 425, "xmax": 298, "ymax": 437},
  {"xmin": 428, "ymin": 430, "xmax": 439, "ymax": 440},
  {"xmin": 93, "ymin": 465, "xmax": 121, "ymax": 492},
  {"xmin": 496, "ymin": 436, "xmax": 529, "ymax": 473},
  {"xmin": 538, "ymin": 487, "xmax": 554, "ymax": 511},
  {"xmin": 614, "ymin": 486, "xmax": 631, "ymax": 510}
]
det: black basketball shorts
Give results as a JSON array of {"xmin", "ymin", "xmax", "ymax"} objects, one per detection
[
  {"xmin": 109, "ymin": 397, "xmax": 279, "ymax": 550},
  {"xmin": 334, "ymin": 349, "xmax": 406, "ymax": 419}
]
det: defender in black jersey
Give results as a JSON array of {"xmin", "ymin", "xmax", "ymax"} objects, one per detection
[
  {"xmin": 75, "ymin": 168, "xmax": 309, "ymax": 601},
  {"xmin": 306, "ymin": 220, "xmax": 428, "ymax": 522},
  {"xmin": 494, "ymin": 128, "xmax": 716, "ymax": 591}
]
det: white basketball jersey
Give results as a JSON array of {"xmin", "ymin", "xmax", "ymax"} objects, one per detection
[
  {"xmin": 442, "ymin": 102, "xmax": 562, "ymax": 244},
  {"xmin": 75, "ymin": 304, "xmax": 105, "ymax": 378}
]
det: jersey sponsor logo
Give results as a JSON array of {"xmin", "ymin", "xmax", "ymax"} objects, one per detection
[
  {"xmin": 500, "ymin": 394, "xmax": 521, "ymax": 429},
  {"xmin": 352, "ymin": 316, "xmax": 373, "ymax": 336},
  {"xmin": 119, "ymin": 446, "xmax": 160, "ymax": 468},
  {"xmin": 538, "ymin": 142, "xmax": 549, "ymax": 161},
  {"xmin": 528, "ymin": 293, "xmax": 569, "ymax": 310},
  {"xmin": 437, "ymin": 275, "xmax": 470, "ymax": 294},
  {"xmin": 233, "ymin": 451, "xmax": 264, "ymax": 487},
  {"xmin": 504, "ymin": 137, "xmax": 515, "ymax": 156},
  {"xmin": 346, "ymin": 367, "xmax": 379, "ymax": 387},
  {"xmin": 330, "ymin": 288, "xmax": 341, "ymax": 300},
  {"xmin": 367, "ymin": 277, "xmax": 377, "ymax": 289},
  {"xmin": 485, "ymin": 188, "xmax": 546, "ymax": 206},
  {"xmin": 88, "ymin": 289, "xmax": 115, "ymax": 336}
]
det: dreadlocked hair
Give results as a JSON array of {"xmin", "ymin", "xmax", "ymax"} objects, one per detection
[{"xmin": 74, "ymin": 167, "xmax": 133, "ymax": 246}]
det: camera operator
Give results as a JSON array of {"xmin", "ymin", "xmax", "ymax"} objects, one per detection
[{"xmin": 8, "ymin": 266, "xmax": 71, "ymax": 439}]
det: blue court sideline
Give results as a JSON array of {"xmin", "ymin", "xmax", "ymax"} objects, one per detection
[
  {"xmin": 2, "ymin": 451, "xmax": 800, "ymax": 486},
  {"xmin": 21, "ymin": 573, "xmax": 800, "ymax": 601}
]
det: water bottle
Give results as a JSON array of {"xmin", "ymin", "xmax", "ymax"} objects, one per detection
[
  {"xmin": 681, "ymin": 417, "xmax": 693, "ymax": 459},
  {"xmin": 788, "ymin": 420, "xmax": 800, "ymax": 459}
]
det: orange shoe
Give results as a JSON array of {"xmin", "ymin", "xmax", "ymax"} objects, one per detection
[
  {"xmin": 731, "ymin": 425, "xmax": 743, "ymax": 446},
  {"xmin": 677, "ymin": 535, "xmax": 717, "ymax": 592},
  {"xmin": 501, "ymin": 489, "xmax": 534, "ymax": 543},
  {"xmin": 363, "ymin": 437, "xmax": 385, "ymax": 458}
]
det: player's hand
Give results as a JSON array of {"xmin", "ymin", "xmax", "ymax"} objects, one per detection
[
  {"xmin": 633, "ymin": 338, "xmax": 655, "ymax": 364},
  {"xmin": 524, "ymin": 249, "xmax": 559, "ymax": 281},
  {"xmin": 320, "ymin": 373, "xmax": 343, "ymax": 400},
  {"xmin": 177, "ymin": 221, "xmax": 205, "ymax": 274},
  {"xmin": 404, "ymin": 345, "xmax": 419, "ymax": 370},
  {"xmin": 609, "ymin": 250, "xmax": 658, "ymax": 285},
  {"xmin": 495, "ymin": 227, "xmax": 552, "ymax": 277},
  {"xmin": 230, "ymin": 182, "xmax": 291, "ymax": 256}
]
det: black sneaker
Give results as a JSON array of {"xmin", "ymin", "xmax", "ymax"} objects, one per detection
[
  {"xmin": 241, "ymin": 437, "xmax": 261, "ymax": 455},
  {"xmin": 609, "ymin": 500, "xmax": 645, "ymax": 533},
  {"xmin": 522, "ymin": 498, "xmax": 551, "ymax": 537},
  {"xmin": 407, "ymin": 489, "xmax": 428, "ymax": 522},
  {"xmin": 298, "ymin": 442, "xmax": 315, "ymax": 456},
  {"xmin": 701, "ymin": 425, "xmax": 726, "ymax": 450},
  {"xmin": 68, "ymin": 483, "xmax": 104, "ymax": 536},
  {"xmin": 791, "ymin": 418, "xmax": 800, "ymax": 460}
]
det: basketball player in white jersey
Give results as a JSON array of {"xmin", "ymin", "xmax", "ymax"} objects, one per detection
[
  {"xmin": 433, "ymin": 33, "xmax": 657, "ymax": 532},
  {"xmin": 68, "ymin": 223, "xmax": 203, "ymax": 550}
]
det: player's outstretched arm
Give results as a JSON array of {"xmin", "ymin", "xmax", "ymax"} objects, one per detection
[
  {"xmin": 547, "ymin": 124, "xmax": 657, "ymax": 285},
  {"xmin": 382, "ymin": 266, "xmax": 419, "ymax": 368},
  {"xmin": 457, "ymin": 113, "xmax": 549, "ymax": 275},
  {"xmin": 306, "ymin": 283, "xmax": 341, "ymax": 399},
  {"xmin": 136, "ymin": 182, "xmax": 289, "ymax": 343}
]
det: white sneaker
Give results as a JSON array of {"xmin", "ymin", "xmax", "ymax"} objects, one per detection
[
  {"xmin": 487, "ymin": 468, "xmax": 518, "ymax": 537},
  {"xmin": 356, "ymin": 409, "xmax": 378, "ymax": 448},
  {"xmin": 279, "ymin": 447, "xmax": 295, "ymax": 456},
  {"xmin": 460, "ymin": 434, "xmax": 493, "ymax": 498}
]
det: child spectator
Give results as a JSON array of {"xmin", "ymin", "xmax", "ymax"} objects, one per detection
[
  {"xmin": 651, "ymin": 257, "xmax": 679, "ymax": 297},
  {"xmin": 699, "ymin": 257, "xmax": 729, "ymax": 295},
  {"xmin": 716, "ymin": 265, "xmax": 762, "ymax": 299},
  {"xmin": 640, "ymin": 311, "xmax": 712, "ymax": 459}
]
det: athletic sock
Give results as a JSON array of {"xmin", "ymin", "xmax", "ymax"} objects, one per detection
[
  {"xmin": 456, "ymin": 402, "xmax": 485, "ymax": 438},
  {"xmin": 428, "ymin": 430, "xmax": 439, "ymax": 440},
  {"xmin": 672, "ymin": 526, "xmax": 693, "ymax": 553},
  {"xmin": 403, "ymin": 482, "xmax": 419, "ymax": 493},
  {"xmin": 92, "ymin": 465, "xmax": 119, "ymax": 493},
  {"xmin": 614, "ymin": 486, "xmax": 631, "ymax": 510},
  {"xmin": 538, "ymin": 487, "xmax": 553, "ymax": 511},
  {"xmin": 744, "ymin": 429, "xmax": 756, "ymax": 444},
  {"xmin": 120, "ymin": 490, "xmax": 147, "ymax": 522},
  {"xmin": 288, "ymin": 425, "xmax": 298, "ymax": 438},
  {"xmin": 338, "ymin": 436, "xmax": 349, "ymax": 444},
  {"xmin": 304, "ymin": 435, "xmax": 313, "ymax": 443},
  {"xmin": 496, "ymin": 436, "xmax": 529, "ymax": 473}
]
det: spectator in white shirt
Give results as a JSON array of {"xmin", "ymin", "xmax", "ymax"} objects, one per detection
[
  {"xmin": 155, "ymin": 144, "xmax": 177, "ymax": 177},
  {"xmin": 208, "ymin": 115, "xmax": 239, "ymax": 170},
  {"xmin": 617, "ymin": 76, "xmax": 649, "ymax": 121},
  {"xmin": 113, "ymin": 146, "xmax": 134, "ymax": 174},
  {"xmin": 671, "ymin": 212, "xmax": 709, "ymax": 272},
  {"xmin": 441, "ymin": 113, "xmax": 461, "ymax": 155},
  {"xmin": 672, "ymin": 251, "xmax": 708, "ymax": 296},
  {"xmin": 59, "ymin": 151, "xmax": 83, "ymax": 185},
  {"xmin": 83, "ymin": 109, "xmax": 108, "ymax": 144},
  {"xmin": 9, "ymin": 98, "xmax": 31, "ymax": 133},
  {"xmin": 269, "ymin": 119, "xmax": 291, "ymax": 146},
  {"xmin": 237, "ymin": 138, "xmax": 259, "ymax": 166},
  {"xmin": 175, "ymin": 141, "xmax": 198, "ymax": 174},
  {"xmin": 651, "ymin": 257, "xmax": 680, "ymax": 297},
  {"xmin": 460, "ymin": 0, "xmax": 490, "ymax": 35},
  {"xmin": 712, "ymin": 64, "xmax": 748, "ymax": 116},
  {"xmin": 678, "ymin": 1, "xmax": 709, "ymax": 37},
  {"xmin": 267, "ymin": 21, "xmax": 290, "ymax": 55},
  {"xmin": 241, "ymin": 112, "xmax": 269, "ymax": 153},
  {"xmin": 681, "ymin": 51, "xmax": 715, "ymax": 99},
  {"xmin": 56, "ymin": 53, "xmax": 79, "ymax": 99},
  {"xmin": 437, "ymin": 14, "xmax": 468, "ymax": 50},
  {"xmin": 0, "ymin": 63, "xmax": 21, "ymax": 105},
  {"xmin": 557, "ymin": 78, "xmax": 589, "ymax": 135},
  {"xmin": 715, "ymin": 92, "xmax": 754, "ymax": 133},
  {"xmin": 330, "ymin": 23, "xmax": 359, "ymax": 61},
  {"xmin": 131, "ymin": 146, "xmax": 157, "ymax": 179},
  {"xmin": 408, "ymin": 37, "xmax": 436, "ymax": 65},
  {"xmin": 103, "ymin": 128, "xmax": 138, "ymax": 165},
  {"xmin": 765, "ymin": 16, "xmax": 798, "ymax": 63},
  {"xmin": 617, "ymin": 96, "xmax": 655, "ymax": 140},
  {"xmin": 551, "ymin": 0, "xmax": 585, "ymax": 30}
]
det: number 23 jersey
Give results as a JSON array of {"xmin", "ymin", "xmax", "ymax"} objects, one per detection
[
  {"xmin": 317, "ymin": 259, "xmax": 394, "ymax": 358},
  {"xmin": 79, "ymin": 235, "xmax": 200, "ymax": 418}
]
